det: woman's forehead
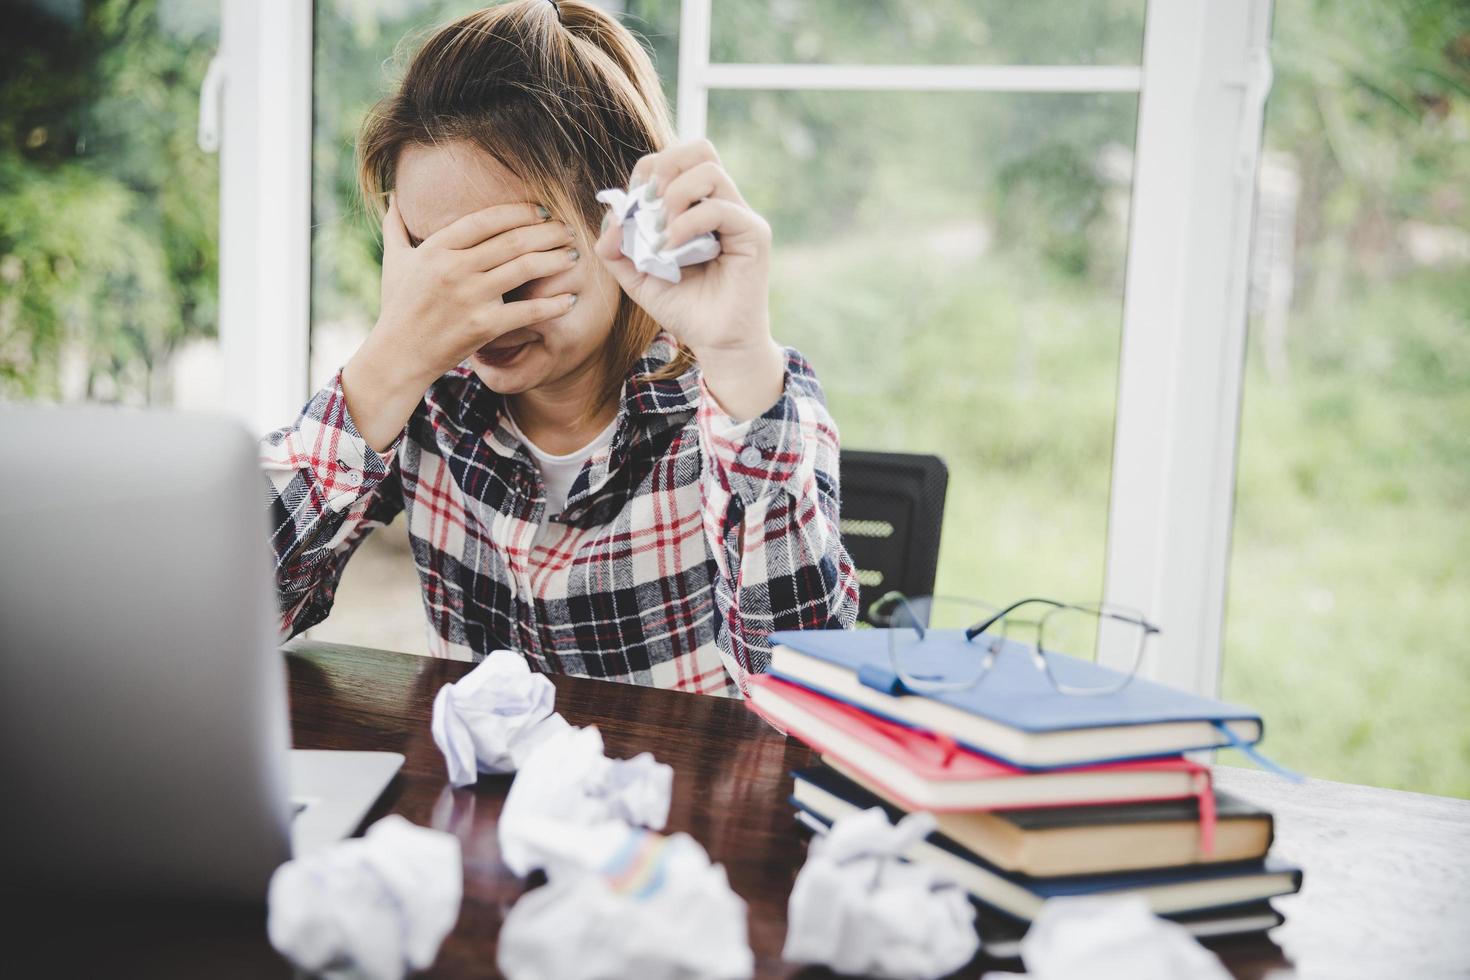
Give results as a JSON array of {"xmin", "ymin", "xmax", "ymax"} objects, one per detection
[{"xmin": 395, "ymin": 141, "xmax": 532, "ymax": 242}]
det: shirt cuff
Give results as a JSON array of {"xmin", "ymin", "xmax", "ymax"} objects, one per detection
[
  {"xmin": 697, "ymin": 372, "xmax": 802, "ymax": 507},
  {"xmin": 289, "ymin": 371, "xmax": 399, "ymax": 510}
]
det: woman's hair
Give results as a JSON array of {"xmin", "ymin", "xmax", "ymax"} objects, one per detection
[{"xmin": 357, "ymin": 0, "xmax": 690, "ymax": 411}]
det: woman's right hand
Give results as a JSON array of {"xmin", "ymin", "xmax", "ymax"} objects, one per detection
[{"xmin": 342, "ymin": 196, "xmax": 580, "ymax": 452}]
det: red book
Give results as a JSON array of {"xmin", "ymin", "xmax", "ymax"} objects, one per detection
[{"xmin": 748, "ymin": 675, "xmax": 1217, "ymax": 847}]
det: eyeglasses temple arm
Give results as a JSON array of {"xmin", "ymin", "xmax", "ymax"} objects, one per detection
[{"xmin": 963, "ymin": 597, "xmax": 1064, "ymax": 642}]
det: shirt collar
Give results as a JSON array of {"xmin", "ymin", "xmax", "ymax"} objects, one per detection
[{"xmin": 621, "ymin": 332, "xmax": 701, "ymax": 418}]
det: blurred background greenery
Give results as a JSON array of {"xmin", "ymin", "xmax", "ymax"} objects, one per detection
[
  {"xmin": 1, "ymin": 0, "xmax": 218, "ymax": 402},
  {"xmin": 3, "ymin": 0, "xmax": 1466, "ymax": 797}
]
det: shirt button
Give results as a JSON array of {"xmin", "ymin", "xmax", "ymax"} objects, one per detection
[
  {"xmin": 738, "ymin": 445, "xmax": 763, "ymax": 467},
  {"xmin": 345, "ymin": 471, "xmax": 362, "ymax": 486}
]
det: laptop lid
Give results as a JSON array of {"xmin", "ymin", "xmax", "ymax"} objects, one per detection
[{"xmin": 0, "ymin": 405, "xmax": 292, "ymax": 901}]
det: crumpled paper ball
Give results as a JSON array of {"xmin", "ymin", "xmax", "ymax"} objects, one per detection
[
  {"xmin": 267, "ymin": 815, "xmax": 462, "ymax": 980},
  {"xmin": 431, "ymin": 649, "xmax": 571, "ymax": 787},
  {"xmin": 595, "ymin": 179, "xmax": 722, "ymax": 283},
  {"xmin": 498, "ymin": 724, "xmax": 674, "ymax": 877},
  {"xmin": 784, "ymin": 806, "xmax": 979, "ymax": 980},
  {"xmin": 497, "ymin": 825, "xmax": 753, "ymax": 980},
  {"xmin": 981, "ymin": 895, "xmax": 1232, "ymax": 980}
]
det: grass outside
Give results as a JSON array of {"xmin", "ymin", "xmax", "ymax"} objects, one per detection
[{"xmin": 1223, "ymin": 271, "xmax": 1470, "ymax": 797}]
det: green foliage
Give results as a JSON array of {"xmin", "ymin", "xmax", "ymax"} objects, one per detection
[
  {"xmin": 1223, "ymin": 268, "xmax": 1470, "ymax": 797},
  {"xmin": 0, "ymin": 157, "xmax": 172, "ymax": 397},
  {"xmin": 705, "ymin": 0, "xmax": 1144, "ymax": 66},
  {"xmin": 1265, "ymin": 0, "xmax": 1470, "ymax": 304},
  {"xmin": 1214, "ymin": 0, "xmax": 1470, "ymax": 797},
  {"xmin": 310, "ymin": 0, "xmax": 441, "ymax": 327},
  {"xmin": 0, "ymin": 0, "xmax": 217, "ymax": 402}
]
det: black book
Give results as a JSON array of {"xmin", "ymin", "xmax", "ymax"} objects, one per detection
[
  {"xmin": 792, "ymin": 764, "xmax": 1301, "ymax": 922},
  {"xmin": 975, "ymin": 896, "xmax": 1285, "ymax": 960}
]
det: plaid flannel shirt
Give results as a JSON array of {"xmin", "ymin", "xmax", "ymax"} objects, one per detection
[{"xmin": 261, "ymin": 332, "xmax": 858, "ymax": 697}]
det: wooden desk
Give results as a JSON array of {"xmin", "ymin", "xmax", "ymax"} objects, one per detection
[{"xmin": 18, "ymin": 642, "xmax": 1468, "ymax": 978}]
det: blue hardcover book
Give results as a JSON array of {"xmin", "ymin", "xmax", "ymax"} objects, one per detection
[
  {"xmin": 792, "ymin": 764, "xmax": 1301, "ymax": 923},
  {"xmin": 768, "ymin": 628, "xmax": 1263, "ymax": 769}
]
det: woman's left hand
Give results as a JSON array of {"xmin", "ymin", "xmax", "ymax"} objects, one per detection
[{"xmin": 593, "ymin": 139, "xmax": 785, "ymax": 419}]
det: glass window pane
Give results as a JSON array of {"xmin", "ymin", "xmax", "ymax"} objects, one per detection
[
  {"xmin": 710, "ymin": 0, "xmax": 1145, "ymax": 66},
  {"xmin": 1, "ymin": 0, "xmax": 220, "ymax": 408},
  {"xmin": 709, "ymin": 89, "xmax": 1138, "ymax": 603},
  {"xmin": 310, "ymin": 0, "xmax": 483, "ymax": 650},
  {"xmin": 1223, "ymin": 1, "xmax": 1470, "ymax": 796},
  {"xmin": 313, "ymin": 0, "xmax": 465, "ymax": 394}
]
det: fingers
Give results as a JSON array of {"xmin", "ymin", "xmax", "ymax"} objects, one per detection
[
  {"xmin": 428, "ymin": 202, "xmax": 551, "ymax": 251},
  {"xmin": 625, "ymin": 141, "xmax": 752, "ymax": 253},
  {"xmin": 593, "ymin": 205, "xmax": 640, "ymax": 268},
  {"xmin": 459, "ymin": 291, "xmax": 578, "ymax": 352},
  {"xmin": 594, "ymin": 207, "xmax": 626, "ymax": 262},
  {"xmin": 629, "ymin": 138, "xmax": 723, "ymax": 198},
  {"xmin": 484, "ymin": 245, "xmax": 581, "ymax": 296},
  {"xmin": 593, "ymin": 209, "xmax": 651, "ymax": 294},
  {"xmin": 461, "ymin": 219, "xmax": 576, "ymax": 273},
  {"xmin": 491, "ymin": 292, "xmax": 579, "ymax": 334},
  {"xmin": 660, "ymin": 160, "xmax": 744, "ymax": 222},
  {"xmin": 664, "ymin": 197, "xmax": 769, "ymax": 252},
  {"xmin": 382, "ymin": 194, "xmax": 411, "ymax": 253}
]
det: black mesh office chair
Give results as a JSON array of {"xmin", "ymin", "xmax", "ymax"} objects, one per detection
[{"xmin": 838, "ymin": 450, "xmax": 949, "ymax": 626}]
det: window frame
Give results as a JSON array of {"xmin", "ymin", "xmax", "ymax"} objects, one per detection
[
  {"xmin": 217, "ymin": 0, "xmax": 313, "ymax": 436},
  {"xmin": 1103, "ymin": 1, "xmax": 1274, "ymax": 696}
]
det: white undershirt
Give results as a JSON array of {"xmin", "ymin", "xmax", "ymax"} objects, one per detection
[{"xmin": 501, "ymin": 410, "xmax": 618, "ymax": 522}]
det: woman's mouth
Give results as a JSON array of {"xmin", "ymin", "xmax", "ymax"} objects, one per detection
[
  {"xmin": 475, "ymin": 340, "xmax": 533, "ymax": 368},
  {"xmin": 475, "ymin": 326, "xmax": 542, "ymax": 367}
]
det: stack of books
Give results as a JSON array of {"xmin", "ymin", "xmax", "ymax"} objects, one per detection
[{"xmin": 750, "ymin": 629, "xmax": 1301, "ymax": 959}]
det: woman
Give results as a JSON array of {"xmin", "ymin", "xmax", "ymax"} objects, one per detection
[{"xmin": 262, "ymin": 0, "xmax": 857, "ymax": 697}]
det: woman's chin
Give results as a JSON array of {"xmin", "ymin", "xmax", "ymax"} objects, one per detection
[{"xmin": 470, "ymin": 341, "xmax": 547, "ymax": 392}]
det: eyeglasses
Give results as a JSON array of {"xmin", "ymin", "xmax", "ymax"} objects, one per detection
[{"xmin": 866, "ymin": 592, "xmax": 1161, "ymax": 697}]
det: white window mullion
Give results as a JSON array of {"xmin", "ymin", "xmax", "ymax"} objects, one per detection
[
  {"xmin": 1101, "ymin": 0, "xmax": 1274, "ymax": 695},
  {"xmin": 218, "ymin": 0, "xmax": 312, "ymax": 435},
  {"xmin": 676, "ymin": 0, "xmax": 712, "ymax": 139}
]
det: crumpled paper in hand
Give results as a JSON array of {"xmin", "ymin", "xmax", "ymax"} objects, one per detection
[
  {"xmin": 431, "ymin": 649, "xmax": 572, "ymax": 787},
  {"xmin": 784, "ymin": 806, "xmax": 979, "ymax": 980},
  {"xmin": 595, "ymin": 179, "xmax": 721, "ymax": 283},
  {"xmin": 498, "ymin": 724, "xmax": 673, "ymax": 877},
  {"xmin": 981, "ymin": 895, "xmax": 1232, "ymax": 980},
  {"xmin": 497, "ymin": 825, "xmax": 754, "ymax": 980},
  {"xmin": 267, "ymin": 815, "xmax": 462, "ymax": 980}
]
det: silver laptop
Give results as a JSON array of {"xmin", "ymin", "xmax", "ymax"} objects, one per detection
[{"xmin": 0, "ymin": 405, "xmax": 402, "ymax": 901}]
